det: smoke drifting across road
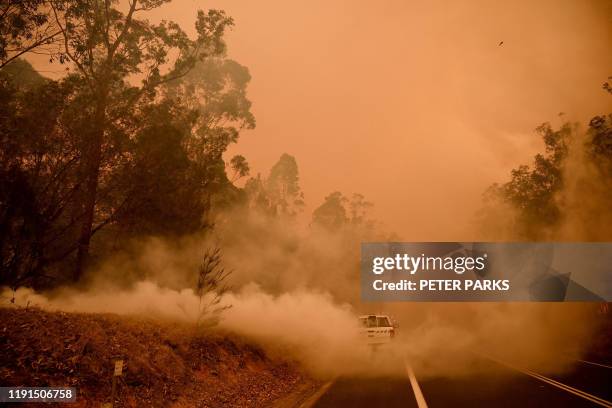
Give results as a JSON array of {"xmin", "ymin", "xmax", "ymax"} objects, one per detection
[
  {"xmin": 2, "ymin": 0, "xmax": 608, "ymax": 388},
  {"xmin": 1, "ymin": 209, "xmax": 604, "ymax": 380}
]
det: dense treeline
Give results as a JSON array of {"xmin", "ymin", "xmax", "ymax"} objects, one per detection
[
  {"xmin": 0, "ymin": 1, "xmax": 255, "ymax": 288},
  {"xmin": 3, "ymin": 2, "xmax": 607, "ymax": 291},
  {"xmin": 0, "ymin": 1, "xmax": 376, "ymax": 290}
]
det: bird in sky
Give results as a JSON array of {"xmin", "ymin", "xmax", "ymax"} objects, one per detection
[{"xmin": 498, "ymin": 41, "xmax": 504, "ymax": 46}]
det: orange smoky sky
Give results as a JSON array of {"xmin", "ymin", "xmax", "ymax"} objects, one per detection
[{"xmin": 28, "ymin": 0, "xmax": 612, "ymax": 239}]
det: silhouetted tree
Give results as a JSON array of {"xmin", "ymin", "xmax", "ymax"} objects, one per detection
[
  {"xmin": 244, "ymin": 153, "xmax": 304, "ymax": 217},
  {"xmin": 37, "ymin": 1, "xmax": 234, "ymax": 280},
  {"xmin": 0, "ymin": 65, "xmax": 82, "ymax": 287},
  {"xmin": 267, "ymin": 154, "xmax": 304, "ymax": 216},
  {"xmin": 0, "ymin": 3, "xmax": 255, "ymax": 286},
  {"xmin": 312, "ymin": 192, "xmax": 348, "ymax": 230},
  {"xmin": 479, "ymin": 80, "xmax": 611, "ymax": 240},
  {"xmin": 311, "ymin": 191, "xmax": 375, "ymax": 232},
  {"xmin": 0, "ymin": 1, "xmax": 61, "ymax": 69}
]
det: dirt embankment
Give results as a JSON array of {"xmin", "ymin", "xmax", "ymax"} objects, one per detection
[{"xmin": 0, "ymin": 307, "xmax": 309, "ymax": 407}]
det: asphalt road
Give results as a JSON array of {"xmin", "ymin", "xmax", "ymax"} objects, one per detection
[{"xmin": 311, "ymin": 356, "xmax": 612, "ymax": 408}]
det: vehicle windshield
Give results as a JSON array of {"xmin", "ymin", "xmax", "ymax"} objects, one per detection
[{"xmin": 360, "ymin": 315, "xmax": 392, "ymax": 328}]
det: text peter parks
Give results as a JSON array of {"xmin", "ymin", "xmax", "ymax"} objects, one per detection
[{"xmin": 360, "ymin": 243, "xmax": 612, "ymax": 302}]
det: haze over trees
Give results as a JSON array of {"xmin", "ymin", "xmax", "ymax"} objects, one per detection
[
  {"xmin": 479, "ymin": 85, "xmax": 612, "ymax": 240},
  {"xmin": 0, "ymin": 0, "xmax": 253, "ymax": 288},
  {"xmin": 0, "ymin": 1, "xmax": 378, "ymax": 292},
  {"xmin": 244, "ymin": 153, "xmax": 305, "ymax": 218},
  {"xmin": 3, "ymin": 2, "xmax": 607, "ymax": 294},
  {"xmin": 311, "ymin": 192, "xmax": 374, "ymax": 233}
]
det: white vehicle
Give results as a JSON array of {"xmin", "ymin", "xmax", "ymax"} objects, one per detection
[{"xmin": 358, "ymin": 314, "xmax": 397, "ymax": 345}]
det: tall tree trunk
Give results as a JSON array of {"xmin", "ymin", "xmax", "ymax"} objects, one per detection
[{"xmin": 73, "ymin": 88, "xmax": 106, "ymax": 281}]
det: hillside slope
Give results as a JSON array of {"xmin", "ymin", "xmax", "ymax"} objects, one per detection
[{"xmin": 0, "ymin": 307, "xmax": 308, "ymax": 407}]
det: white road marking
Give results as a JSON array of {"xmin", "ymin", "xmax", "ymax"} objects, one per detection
[
  {"xmin": 405, "ymin": 361, "xmax": 429, "ymax": 408},
  {"xmin": 485, "ymin": 355, "xmax": 612, "ymax": 408},
  {"xmin": 521, "ymin": 367, "xmax": 612, "ymax": 407},
  {"xmin": 578, "ymin": 359, "xmax": 612, "ymax": 370}
]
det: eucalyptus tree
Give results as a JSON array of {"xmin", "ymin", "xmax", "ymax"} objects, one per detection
[{"xmin": 43, "ymin": 0, "xmax": 234, "ymax": 279}]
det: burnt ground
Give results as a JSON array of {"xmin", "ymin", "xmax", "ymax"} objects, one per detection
[{"xmin": 0, "ymin": 307, "xmax": 310, "ymax": 407}]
